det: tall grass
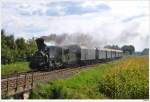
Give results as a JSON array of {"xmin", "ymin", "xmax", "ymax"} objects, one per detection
[
  {"xmin": 1, "ymin": 62, "xmax": 31, "ymax": 75},
  {"xmin": 98, "ymin": 56, "xmax": 149, "ymax": 99},
  {"xmin": 30, "ymin": 56, "xmax": 149, "ymax": 99}
]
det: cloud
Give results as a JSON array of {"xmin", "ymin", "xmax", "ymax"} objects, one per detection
[
  {"xmin": 23, "ymin": 24, "xmax": 47, "ymax": 33},
  {"xmin": 122, "ymin": 14, "xmax": 146, "ymax": 22},
  {"xmin": 1, "ymin": 0, "xmax": 150, "ymax": 51},
  {"xmin": 11, "ymin": 1, "xmax": 110, "ymax": 16}
]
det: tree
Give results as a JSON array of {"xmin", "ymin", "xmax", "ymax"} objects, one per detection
[
  {"xmin": 1, "ymin": 29, "xmax": 7, "ymax": 48},
  {"xmin": 15, "ymin": 38, "xmax": 26, "ymax": 50},
  {"xmin": 1, "ymin": 48, "xmax": 14, "ymax": 64},
  {"xmin": 141, "ymin": 48, "xmax": 149, "ymax": 55},
  {"xmin": 1, "ymin": 29, "xmax": 37, "ymax": 64},
  {"xmin": 1, "ymin": 29, "xmax": 16, "ymax": 64},
  {"xmin": 26, "ymin": 38, "xmax": 37, "ymax": 56},
  {"xmin": 128, "ymin": 45, "xmax": 135, "ymax": 54},
  {"xmin": 121, "ymin": 45, "xmax": 135, "ymax": 55}
]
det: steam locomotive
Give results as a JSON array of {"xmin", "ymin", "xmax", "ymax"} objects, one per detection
[{"xmin": 29, "ymin": 38, "xmax": 123, "ymax": 70}]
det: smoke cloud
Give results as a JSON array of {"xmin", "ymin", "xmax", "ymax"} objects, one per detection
[
  {"xmin": 40, "ymin": 21, "xmax": 148, "ymax": 51},
  {"xmin": 41, "ymin": 33, "xmax": 102, "ymax": 48}
]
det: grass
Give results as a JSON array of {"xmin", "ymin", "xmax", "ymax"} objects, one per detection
[
  {"xmin": 30, "ymin": 56, "xmax": 149, "ymax": 99},
  {"xmin": 29, "ymin": 61, "xmax": 111, "ymax": 98},
  {"xmin": 30, "ymin": 63, "xmax": 111, "ymax": 99},
  {"xmin": 1, "ymin": 62, "xmax": 31, "ymax": 76}
]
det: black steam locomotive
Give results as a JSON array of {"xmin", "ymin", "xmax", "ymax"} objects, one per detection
[{"xmin": 29, "ymin": 38, "xmax": 123, "ymax": 70}]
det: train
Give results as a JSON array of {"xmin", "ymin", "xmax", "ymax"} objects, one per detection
[{"xmin": 29, "ymin": 38, "xmax": 123, "ymax": 70}]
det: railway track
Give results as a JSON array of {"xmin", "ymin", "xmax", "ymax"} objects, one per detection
[
  {"xmin": 1, "ymin": 64, "xmax": 95, "ymax": 79},
  {"xmin": 1, "ymin": 71, "xmax": 39, "ymax": 79},
  {"xmin": 1, "ymin": 63, "xmax": 103, "ymax": 98}
]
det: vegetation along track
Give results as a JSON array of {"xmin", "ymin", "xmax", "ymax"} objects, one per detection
[
  {"xmin": 1, "ymin": 61, "xmax": 109, "ymax": 98},
  {"xmin": 30, "ymin": 56, "xmax": 149, "ymax": 99}
]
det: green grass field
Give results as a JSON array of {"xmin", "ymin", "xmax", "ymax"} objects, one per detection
[
  {"xmin": 30, "ymin": 56, "xmax": 149, "ymax": 99},
  {"xmin": 1, "ymin": 62, "xmax": 31, "ymax": 76}
]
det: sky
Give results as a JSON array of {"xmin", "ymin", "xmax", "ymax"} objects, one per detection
[{"xmin": 1, "ymin": 0, "xmax": 150, "ymax": 51}]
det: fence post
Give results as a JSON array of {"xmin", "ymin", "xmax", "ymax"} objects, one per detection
[
  {"xmin": 24, "ymin": 73, "xmax": 27, "ymax": 91},
  {"xmin": 6, "ymin": 75, "xmax": 9, "ymax": 96},
  {"xmin": 15, "ymin": 72, "xmax": 19, "ymax": 92},
  {"xmin": 31, "ymin": 71, "xmax": 34, "ymax": 88}
]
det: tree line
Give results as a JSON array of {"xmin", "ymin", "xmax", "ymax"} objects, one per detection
[
  {"xmin": 104, "ymin": 45, "xmax": 135, "ymax": 54},
  {"xmin": 104, "ymin": 45, "xmax": 148, "ymax": 55},
  {"xmin": 1, "ymin": 29, "xmax": 37, "ymax": 64}
]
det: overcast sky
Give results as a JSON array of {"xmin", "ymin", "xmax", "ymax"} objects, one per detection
[{"xmin": 1, "ymin": 0, "xmax": 150, "ymax": 51}]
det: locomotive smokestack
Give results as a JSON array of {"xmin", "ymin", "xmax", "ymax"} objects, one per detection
[{"xmin": 36, "ymin": 38, "xmax": 46, "ymax": 51}]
